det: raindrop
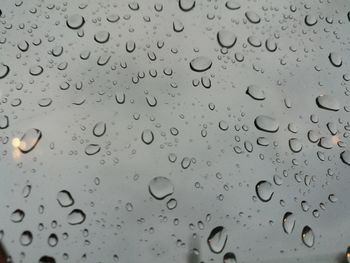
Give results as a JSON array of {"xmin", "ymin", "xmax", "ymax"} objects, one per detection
[
  {"xmin": 0, "ymin": 115, "xmax": 9, "ymax": 129},
  {"xmin": 148, "ymin": 176, "xmax": 174, "ymax": 200},
  {"xmin": 328, "ymin": 52, "xmax": 342, "ymax": 67},
  {"xmin": 245, "ymin": 11, "xmax": 260, "ymax": 24},
  {"xmin": 289, "ymin": 138, "xmax": 302, "ymax": 153},
  {"xmin": 85, "ymin": 144, "xmax": 101, "ymax": 156},
  {"xmin": 0, "ymin": 63, "xmax": 9, "ymax": 79},
  {"xmin": 301, "ymin": 226, "xmax": 314, "ymax": 248},
  {"xmin": 340, "ymin": 151, "xmax": 350, "ymax": 165},
  {"xmin": 10, "ymin": 209, "xmax": 25, "ymax": 223},
  {"xmin": 57, "ymin": 190, "xmax": 74, "ymax": 207},
  {"xmin": 18, "ymin": 128, "xmax": 42, "ymax": 153},
  {"xmin": 141, "ymin": 129, "xmax": 154, "ymax": 145},
  {"xmin": 207, "ymin": 226, "xmax": 228, "ymax": 254},
  {"xmin": 255, "ymin": 181, "xmax": 273, "ymax": 202},
  {"xmin": 282, "ymin": 212, "xmax": 295, "ymax": 234},
  {"xmin": 217, "ymin": 30, "xmax": 237, "ymax": 48},
  {"xmin": 190, "ymin": 56, "xmax": 212, "ymax": 72},
  {"xmin": 316, "ymin": 95, "xmax": 340, "ymax": 111},
  {"xmin": 93, "ymin": 122, "xmax": 106, "ymax": 137},
  {"xmin": 66, "ymin": 14, "xmax": 85, "ymax": 29},
  {"xmin": 179, "ymin": 0, "xmax": 195, "ymax": 11},
  {"xmin": 223, "ymin": 252, "xmax": 237, "ymax": 263},
  {"xmin": 246, "ymin": 85, "xmax": 265, "ymax": 100},
  {"xmin": 20, "ymin": 231, "xmax": 33, "ymax": 246},
  {"xmin": 225, "ymin": 1, "xmax": 240, "ymax": 10},
  {"xmin": 67, "ymin": 209, "xmax": 86, "ymax": 225},
  {"xmin": 94, "ymin": 31, "xmax": 110, "ymax": 44},
  {"xmin": 254, "ymin": 115, "xmax": 279, "ymax": 133}
]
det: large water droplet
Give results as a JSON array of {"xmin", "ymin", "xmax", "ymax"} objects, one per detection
[
  {"xmin": 67, "ymin": 209, "xmax": 86, "ymax": 225},
  {"xmin": 190, "ymin": 56, "xmax": 212, "ymax": 72},
  {"xmin": 207, "ymin": 226, "xmax": 228, "ymax": 254},
  {"xmin": 10, "ymin": 209, "xmax": 25, "ymax": 223},
  {"xmin": 254, "ymin": 115, "xmax": 279, "ymax": 133},
  {"xmin": 94, "ymin": 31, "xmax": 110, "ymax": 44},
  {"xmin": 93, "ymin": 122, "xmax": 106, "ymax": 137},
  {"xmin": 18, "ymin": 128, "xmax": 42, "ymax": 153},
  {"xmin": 301, "ymin": 226, "xmax": 314, "ymax": 248},
  {"xmin": 289, "ymin": 138, "xmax": 303, "ymax": 153},
  {"xmin": 316, "ymin": 95, "xmax": 340, "ymax": 111},
  {"xmin": 57, "ymin": 190, "xmax": 74, "ymax": 207},
  {"xmin": 340, "ymin": 151, "xmax": 350, "ymax": 165},
  {"xmin": 66, "ymin": 14, "xmax": 85, "ymax": 29},
  {"xmin": 328, "ymin": 52, "xmax": 342, "ymax": 67},
  {"xmin": 255, "ymin": 180, "xmax": 273, "ymax": 202},
  {"xmin": 0, "ymin": 63, "xmax": 10, "ymax": 79},
  {"xmin": 0, "ymin": 115, "xmax": 9, "ymax": 129},
  {"xmin": 282, "ymin": 212, "xmax": 295, "ymax": 234},
  {"xmin": 20, "ymin": 231, "xmax": 33, "ymax": 246},
  {"xmin": 148, "ymin": 176, "xmax": 174, "ymax": 200},
  {"xmin": 225, "ymin": 1, "xmax": 240, "ymax": 10},
  {"xmin": 246, "ymin": 85, "xmax": 265, "ymax": 100},
  {"xmin": 245, "ymin": 11, "xmax": 260, "ymax": 24},
  {"xmin": 141, "ymin": 129, "xmax": 154, "ymax": 145},
  {"xmin": 223, "ymin": 252, "xmax": 237, "ymax": 263},
  {"xmin": 179, "ymin": 0, "xmax": 195, "ymax": 11},
  {"xmin": 85, "ymin": 144, "xmax": 101, "ymax": 156},
  {"xmin": 217, "ymin": 30, "xmax": 237, "ymax": 48}
]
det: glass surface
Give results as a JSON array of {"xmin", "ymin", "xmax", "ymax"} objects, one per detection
[{"xmin": 0, "ymin": 0, "xmax": 350, "ymax": 262}]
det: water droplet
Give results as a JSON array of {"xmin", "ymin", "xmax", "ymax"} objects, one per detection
[
  {"xmin": 282, "ymin": 212, "xmax": 295, "ymax": 234},
  {"xmin": 141, "ymin": 129, "xmax": 154, "ymax": 145},
  {"xmin": 223, "ymin": 252, "xmax": 237, "ymax": 263},
  {"xmin": 38, "ymin": 98, "xmax": 52, "ymax": 107},
  {"xmin": 67, "ymin": 209, "xmax": 86, "ymax": 225},
  {"xmin": 94, "ymin": 31, "xmax": 110, "ymax": 44},
  {"xmin": 245, "ymin": 11, "xmax": 260, "ymax": 24},
  {"xmin": 179, "ymin": 0, "xmax": 195, "ymax": 11},
  {"xmin": 225, "ymin": 1, "xmax": 240, "ymax": 10},
  {"xmin": 85, "ymin": 144, "xmax": 101, "ymax": 156},
  {"xmin": 173, "ymin": 19, "xmax": 184, "ymax": 32},
  {"xmin": 148, "ymin": 176, "xmax": 174, "ymax": 200},
  {"xmin": 217, "ymin": 30, "xmax": 237, "ymax": 48},
  {"xmin": 329, "ymin": 52, "xmax": 342, "ymax": 67},
  {"xmin": 39, "ymin": 256, "xmax": 56, "ymax": 263},
  {"xmin": 316, "ymin": 95, "xmax": 340, "ymax": 111},
  {"xmin": 254, "ymin": 115, "xmax": 279, "ymax": 133},
  {"xmin": 66, "ymin": 14, "xmax": 85, "ymax": 29},
  {"xmin": 0, "ymin": 115, "xmax": 9, "ymax": 129},
  {"xmin": 190, "ymin": 56, "xmax": 212, "ymax": 72},
  {"xmin": 265, "ymin": 38, "xmax": 277, "ymax": 52},
  {"xmin": 93, "ymin": 122, "xmax": 106, "ymax": 137},
  {"xmin": 10, "ymin": 209, "xmax": 25, "ymax": 223},
  {"xmin": 20, "ymin": 231, "xmax": 33, "ymax": 246},
  {"xmin": 289, "ymin": 138, "xmax": 302, "ymax": 153},
  {"xmin": 340, "ymin": 151, "xmax": 350, "ymax": 165},
  {"xmin": 18, "ymin": 128, "xmax": 42, "ymax": 153},
  {"xmin": 207, "ymin": 226, "xmax": 228, "ymax": 254},
  {"xmin": 256, "ymin": 180, "xmax": 273, "ymax": 202},
  {"xmin": 57, "ymin": 190, "xmax": 74, "ymax": 207},
  {"xmin": 29, "ymin": 65, "xmax": 43, "ymax": 76},
  {"xmin": 246, "ymin": 85, "xmax": 265, "ymax": 100},
  {"xmin": 301, "ymin": 226, "xmax": 314, "ymax": 248},
  {"xmin": 48, "ymin": 233, "xmax": 58, "ymax": 247},
  {"xmin": 305, "ymin": 15, "xmax": 317, "ymax": 26},
  {"xmin": 0, "ymin": 63, "xmax": 10, "ymax": 79}
]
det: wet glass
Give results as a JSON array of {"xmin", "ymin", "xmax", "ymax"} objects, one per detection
[{"xmin": 0, "ymin": 0, "xmax": 350, "ymax": 262}]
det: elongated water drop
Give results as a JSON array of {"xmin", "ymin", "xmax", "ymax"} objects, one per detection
[
  {"xmin": 18, "ymin": 128, "xmax": 42, "ymax": 153},
  {"xmin": 207, "ymin": 226, "xmax": 228, "ymax": 254}
]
